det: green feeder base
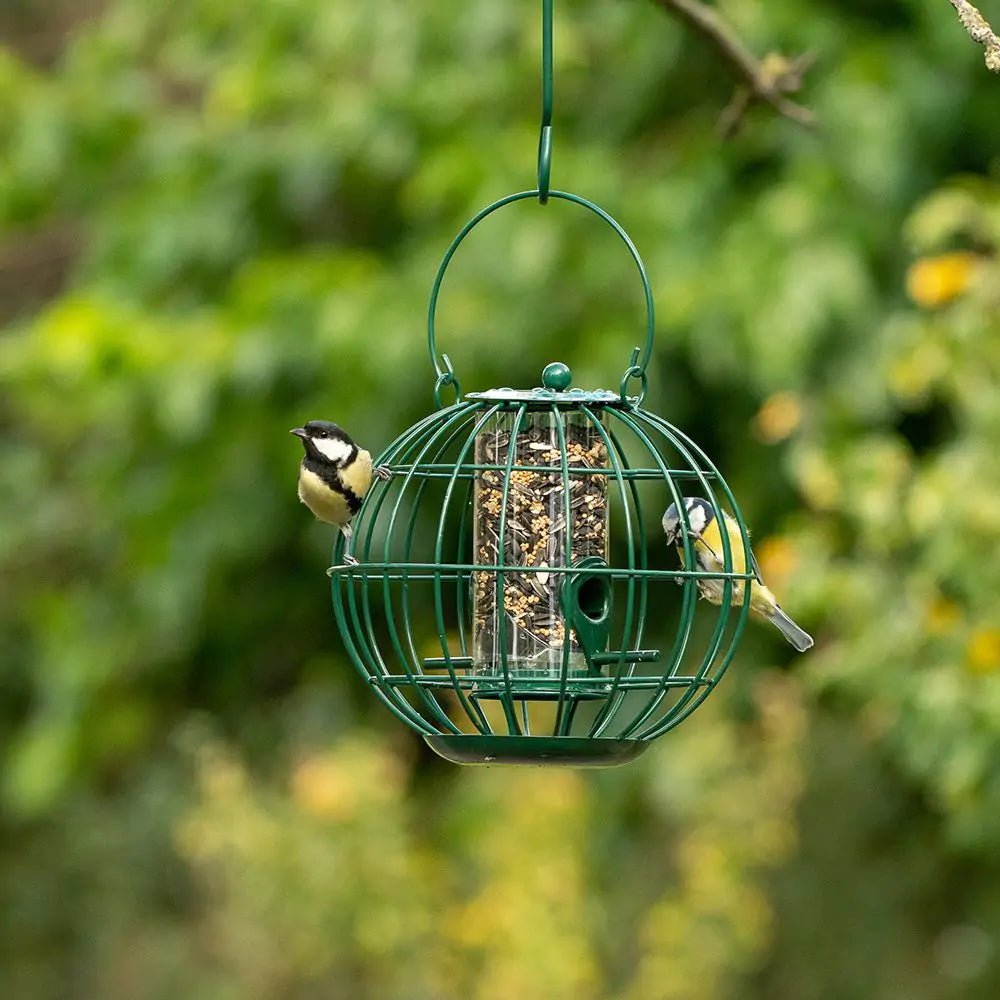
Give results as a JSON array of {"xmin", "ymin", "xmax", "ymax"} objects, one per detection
[{"xmin": 424, "ymin": 734, "xmax": 649, "ymax": 767}]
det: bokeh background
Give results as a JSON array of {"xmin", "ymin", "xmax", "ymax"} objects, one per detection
[{"xmin": 3, "ymin": 0, "xmax": 1000, "ymax": 997}]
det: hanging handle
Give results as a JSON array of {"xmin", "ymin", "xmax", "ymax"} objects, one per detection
[{"xmin": 426, "ymin": 189, "xmax": 656, "ymax": 407}]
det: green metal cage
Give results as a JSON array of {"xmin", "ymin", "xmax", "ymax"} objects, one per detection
[
  {"xmin": 329, "ymin": 190, "xmax": 754, "ymax": 766},
  {"xmin": 330, "ymin": 392, "xmax": 752, "ymax": 766}
]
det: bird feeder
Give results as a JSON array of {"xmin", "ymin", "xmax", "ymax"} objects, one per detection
[{"xmin": 328, "ymin": 0, "xmax": 755, "ymax": 765}]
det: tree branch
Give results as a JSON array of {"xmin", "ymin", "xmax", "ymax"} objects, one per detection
[
  {"xmin": 649, "ymin": 0, "xmax": 816, "ymax": 136},
  {"xmin": 948, "ymin": 0, "xmax": 1000, "ymax": 71}
]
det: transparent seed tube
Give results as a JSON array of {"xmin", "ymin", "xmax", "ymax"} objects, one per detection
[{"xmin": 472, "ymin": 409, "xmax": 610, "ymax": 678}]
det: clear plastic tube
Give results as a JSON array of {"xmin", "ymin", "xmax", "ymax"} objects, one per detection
[{"xmin": 472, "ymin": 409, "xmax": 610, "ymax": 678}]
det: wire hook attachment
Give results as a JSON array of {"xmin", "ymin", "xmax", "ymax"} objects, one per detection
[{"xmin": 537, "ymin": 0, "xmax": 553, "ymax": 203}]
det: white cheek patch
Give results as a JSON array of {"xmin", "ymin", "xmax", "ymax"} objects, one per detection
[
  {"xmin": 313, "ymin": 436, "xmax": 352, "ymax": 464},
  {"xmin": 685, "ymin": 501, "xmax": 707, "ymax": 534}
]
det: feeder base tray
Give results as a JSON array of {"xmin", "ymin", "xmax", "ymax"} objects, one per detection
[{"xmin": 424, "ymin": 734, "xmax": 649, "ymax": 767}]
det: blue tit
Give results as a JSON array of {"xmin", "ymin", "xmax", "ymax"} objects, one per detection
[
  {"xmin": 661, "ymin": 497, "xmax": 813, "ymax": 652},
  {"xmin": 291, "ymin": 420, "xmax": 391, "ymax": 564}
]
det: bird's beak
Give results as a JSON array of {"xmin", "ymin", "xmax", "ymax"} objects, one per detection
[{"xmin": 290, "ymin": 428, "xmax": 309, "ymax": 440}]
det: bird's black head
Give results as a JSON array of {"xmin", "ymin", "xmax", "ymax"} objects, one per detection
[
  {"xmin": 290, "ymin": 420, "xmax": 356, "ymax": 467},
  {"xmin": 301, "ymin": 420, "xmax": 352, "ymax": 441}
]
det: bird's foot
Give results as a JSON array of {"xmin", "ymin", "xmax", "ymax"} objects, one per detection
[
  {"xmin": 338, "ymin": 523, "xmax": 358, "ymax": 565},
  {"xmin": 374, "ymin": 465, "xmax": 393, "ymax": 481}
]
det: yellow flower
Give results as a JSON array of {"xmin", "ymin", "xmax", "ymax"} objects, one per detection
[
  {"xmin": 292, "ymin": 754, "xmax": 356, "ymax": 820},
  {"xmin": 753, "ymin": 392, "xmax": 802, "ymax": 444},
  {"xmin": 906, "ymin": 252, "xmax": 977, "ymax": 309},
  {"xmin": 965, "ymin": 626, "xmax": 1000, "ymax": 676}
]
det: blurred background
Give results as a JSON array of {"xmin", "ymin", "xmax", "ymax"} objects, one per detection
[{"xmin": 2, "ymin": 0, "xmax": 1000, "ymax": 997}]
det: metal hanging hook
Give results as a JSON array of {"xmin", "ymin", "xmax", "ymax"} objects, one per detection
[{"xmin": 537, "ymin": 0, "xmax": 553, "ymax": 203}]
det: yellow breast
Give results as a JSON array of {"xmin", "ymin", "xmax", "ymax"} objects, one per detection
[
  {"xmin": 676, "ymin": 514, "xmax": 778, "ymax": 619},
  {"xmin": 298, "ymin": 467, "xmax": 355, "ymax": 526},
  {"xmin": 296, "ymin": 449, "xmax": 376, "ymax": 528},
  {"xmin": 339, "ymin": 448, "xmax": 374, "ymax": 499}
]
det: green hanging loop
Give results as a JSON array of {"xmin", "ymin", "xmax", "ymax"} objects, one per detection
[
  {"xmin": 432, "ymin": 353, "xmax": 462, "ymax": 409},
  {"xmin": 619, "ymin": 347, "xmax": 649, "ymax": 406},
  {"xmin": 537, "ymin": 129, "xmax": 552, "ymax": 205},
  {"xmin": 537, "ymin": 0, "xmax": 553, "ymax": 203},
  {"xmin": 427, "ymin": 189, "xmax": 656, "ymax": 398}
]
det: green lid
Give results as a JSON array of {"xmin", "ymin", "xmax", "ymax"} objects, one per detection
[{"xmin": 465, "ymin": 362, "xmax": 632, "ymax": 406}]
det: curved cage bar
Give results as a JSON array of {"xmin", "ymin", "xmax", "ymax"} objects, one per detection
[
  {"xmin": 330, "ymin": 398, "xmax": 754, "ymax": 765},
  {"xmin": 427, "ymin": 190, "xmax": 656, "ymax": 406}
]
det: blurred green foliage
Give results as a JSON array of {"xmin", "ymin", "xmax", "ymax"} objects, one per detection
[{"xmin": 2, "ymin": 0, "xmax": 1000, "ymax": 997}]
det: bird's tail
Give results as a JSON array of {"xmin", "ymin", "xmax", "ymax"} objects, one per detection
[{"xmin": 767, "ymin": 607, "xmax": 814, "ymax": 652}]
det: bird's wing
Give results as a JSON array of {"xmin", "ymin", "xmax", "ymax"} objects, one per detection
[{"xmin": 749, "ymin": 546, "xmax": 763, "ymax": 583}]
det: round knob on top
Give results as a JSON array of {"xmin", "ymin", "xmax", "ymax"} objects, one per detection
[{"xmin": 541, "ymin": 362, "xmax": 573, "ymax": 391}]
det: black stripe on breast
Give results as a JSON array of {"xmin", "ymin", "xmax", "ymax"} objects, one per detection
[
  {"xmin": 343, "ymin": 484, "xmax": 362, "ymax": 514},
  {"xmin": 302, "ymin": 456, "xmax": 363, "ymax": 514}
]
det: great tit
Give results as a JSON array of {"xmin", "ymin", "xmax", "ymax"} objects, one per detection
[
  {"xmin": 661, "ymin": 497, "xmax": 813, "ymax": 652},
  {"xmin": 291, "ymin": 420, "xmax": 390, "ymax": 565}
]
